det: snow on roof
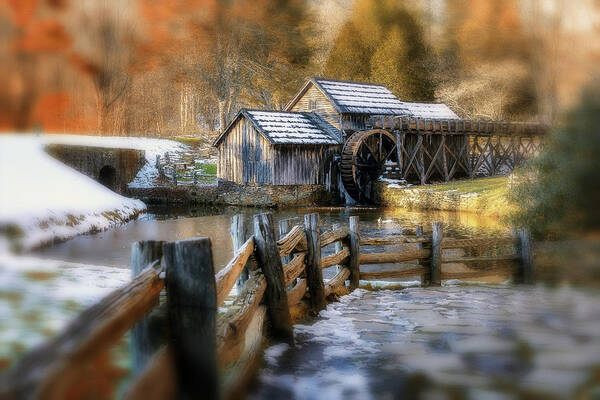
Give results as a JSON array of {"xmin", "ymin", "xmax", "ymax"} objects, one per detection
[
  {"xmin": 287, "ymin": 78, "xmax": 460, "ymax": 119},
  {"xmin": 215, "ymin": 110, "xmax": 342, "ymax": 146},
  {"xmin": 313, "ymin": 78, "xmax": 406, "ymax": 115},
  {"xmin": 399, "ymin": 102, "xmax": 460, "ymax": 120}
]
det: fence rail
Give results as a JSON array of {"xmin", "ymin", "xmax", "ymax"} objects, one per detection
[{"xmin": 0, "ymin": 213, "xmax": 534, "ymax": 400}]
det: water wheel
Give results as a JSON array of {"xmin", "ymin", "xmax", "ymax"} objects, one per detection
[{"xmin": 341, "ymin": 129, "xmax": 398, "ymax": 203}]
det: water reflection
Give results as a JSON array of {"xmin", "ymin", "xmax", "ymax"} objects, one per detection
[{"xmin": 33, "ymin": 205, "xmax": 506, "ymax": 271}]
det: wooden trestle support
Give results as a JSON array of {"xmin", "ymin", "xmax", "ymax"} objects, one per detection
[{"xmin": 340, "ymin": 116, "xmax": 547, "ymax": 202}]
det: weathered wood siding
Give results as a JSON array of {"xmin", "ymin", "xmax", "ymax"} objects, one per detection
[
  {"xmin": 341, "ymin": 114, "xmax": 370, "ymax": 133},
  {"xmin": 272, "ymin": 145, "xmax": 340, "ymax": 186},
  {"xmin": 289, "ymin": 85, "xmax": 341, "ymax": 130},
  {"xmin": 217, "ymin": 118, "xmax": 273, "ymax": 184}
]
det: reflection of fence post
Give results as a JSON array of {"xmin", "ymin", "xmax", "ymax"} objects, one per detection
[
  {"xmin": 349, "ymin": 216, "xmax": 360, "ymax": 290},
  {"xmin": 415, "ymin": 226, "xmax": 428, "ymax": 286},
  {"xmin": 516, "ymin": 228, "xmax": 534, "ymax": 284},
  {"xmin": 130, "ymin": 240, "xmax": 164, "ymax": 376},
  {"xmin": 304, "ymin": 213, "xmax": 326, "ymax": 312},
  {"xmin": 431, "ymin": 222, "xmax": 443, "ymax": 286},
  {"xmin": 253, "ymin": 213, "xmax": 294, "ymax": 344},
  {"xmin": 279, "ymin": 219, "xmax": 292, "ymax": 265},
  {"xmin": 333, "ymin": 223, "xmax": 342, "ymax": 273},
  {"xmin": 163, "ymin": 238, "xmax": 218, "ymax": 400},
  {"xmin": 230, "ymin": 214, "xmax": 249, "ymax": 289}
]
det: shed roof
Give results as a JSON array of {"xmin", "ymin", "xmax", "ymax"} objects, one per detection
[
  {"xmin": 214, "ymin": 109, "xmax": 342, "ymax": 147},
  {"xmin": 286, "ymin": 77, "xmax": 460, "ymax": 119}
]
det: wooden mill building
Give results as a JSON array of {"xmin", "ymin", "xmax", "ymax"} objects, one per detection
[
  {"xmin": 286, "ymin": 78, "xmax": 459, "ymax": 136},
  {"xmin": 214, "ymin": 78, "xmax": 460, "ymax": 192}
]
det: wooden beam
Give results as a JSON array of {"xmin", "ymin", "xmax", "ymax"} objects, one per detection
[
  {"xmin": 321, "ymin": 247, "xmax": 350, "ymax": 269},
  {"xmin": 286, "ymin": 279, "xmax": 307, "ymax": 307},
  {"xmin": 282, "ymin": 253, "xmax": 306, "ymax": 287},
  {"xmin": 253, "ymin": 213, "xmax": 294, "ymax": 344},
  {"xmin": 359, "ymin": 249, "xmax": 431, "ymax": 265},
  {"xmin": 215, "ymin": 237, "xmax": 255, "ymax": 307},
  {"xmin": 325, "ymin": 267, "xmax": 351, "ymax": 296},
  {"xmin": 277, "ymin": 225, "xmax": 307, "ymax": 258},
  {"xmin": 278, "ymin": 219, "xmax": 292, "ymax": 265},
  {"xmin": 359, "ymin": 266, "xmax": 427, "ymax": 280},
  {"xmin": 320, "ymin": 227, "xmax": 349, "ymax": 248},
  {"xmin": 164, "ymin": 238, "xmax": 218, "ymax": 400}
]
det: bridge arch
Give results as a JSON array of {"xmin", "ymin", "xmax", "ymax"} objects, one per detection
[{"xmin": 98, "ymin": 165, "xmax": 117, "ymax": 191}]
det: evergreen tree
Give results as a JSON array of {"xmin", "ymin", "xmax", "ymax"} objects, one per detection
[{"xmin": 323, "ymin": 0, "xmax": 436, "ymax": 101}]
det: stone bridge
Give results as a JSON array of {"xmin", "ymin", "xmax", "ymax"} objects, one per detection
[{"xmin": 45, "ymin": 144, "xmax": 146, "ymax": 194}]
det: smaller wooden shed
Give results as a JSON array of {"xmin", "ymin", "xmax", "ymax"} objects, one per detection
[{"xmin": 214, "ymin": 109, "xmax": 342, "ymax": 186}]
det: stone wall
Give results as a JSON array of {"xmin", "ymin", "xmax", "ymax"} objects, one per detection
[
  {"xmin": 46, "ymin": 144, "xmax": 146, "ymax": 194},
  {"xmin": 127, "ymin": 181, "xmax": 340, "ymax": 207}
]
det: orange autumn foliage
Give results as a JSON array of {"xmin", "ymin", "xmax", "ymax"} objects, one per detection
[
  {"xmin": 32, "ymin": 92, "xmax": 71, "ymax": 129},
  {"xmin": 15, "ymin": 19, "xmax": 72, "ymax": 53}
]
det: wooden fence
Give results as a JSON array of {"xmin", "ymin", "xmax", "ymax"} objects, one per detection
[{"xmin": 0, "ymin": 213, "xmax": 534, "ymax": 400}]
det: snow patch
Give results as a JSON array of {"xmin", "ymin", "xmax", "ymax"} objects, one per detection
[{"xmin": 0, "ymin": 135, "xmax": 147, "ymax": 252}]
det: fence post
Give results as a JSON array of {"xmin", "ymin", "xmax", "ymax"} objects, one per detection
[
  {"xmin": 517, "ymin": 228, "xmax": 534, "ymax": 284},
  {"xmin": 130, "ymin": 240, "xmax": 164, "ymax": 376},
  {"xmin": 253, "ymin": 213, "xmax": 294, "ymax": 344},
  {"xmin": 230, "ymin": 214, "xmax": 249, "ymax": 289},
  {"xmin": 304, "ymin": 213, "xmax": 326, "ymax": 312},
  {"xmin": 431, "ymin": 222, "xmax": 443, "ymax": 286},
  {"xmin": 279, "ymin": 219, "xmax": 292, "ymax": 265},
  {"xmin": 163, "ymin": 238, "xmax": 218, "ymax": 400},
  {"xmin": 349, "ymin": 216, "xmax": 360, "ymax": 290}
]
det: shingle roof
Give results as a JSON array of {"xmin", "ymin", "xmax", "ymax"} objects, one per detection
[
  {"xmin": 214, "ymin": 109, "xmax": 342, "ymax": 147},
  {"xmin": 287, "ymin": 78, "xmax": 460, "ymax": 119}
]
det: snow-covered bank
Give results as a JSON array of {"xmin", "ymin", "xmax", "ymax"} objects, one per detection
[
  {"xmin": 0, "ymin": 254, "xmax": 129, "ymax": 366},
  {"xmin": 0, "ymin": 135, "xmax": 157, "ymax": 252}
]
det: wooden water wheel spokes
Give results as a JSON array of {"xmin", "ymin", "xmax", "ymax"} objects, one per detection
[{"xmin": 341, "ymin": 129, "xmax": 398, "ymax": 203}]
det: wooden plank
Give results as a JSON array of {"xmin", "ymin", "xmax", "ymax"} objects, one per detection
[
  {"xmin": 359, "ymin": 266, "xmax": 427, "ymax": 280},
  {"xmin": 230, "ymin": 215, "xmax": 249, "ymax": 289},
  {"xmin": 441, "ymin": 266, "xmax": 515, "ymax": 280},
  {"xmin": 286, "ymin": 279, "xmax": 307, "ymax": 307},
  {"xmin": 164, "ymin": 238, "xmax": 218, "ymax": 400},
  {"xmin": 215, "ymin": 237, "xmax": 255, "ymax": 307},
  {"xmin": 320, "ymin": 227, "xmax": 349, "ymax": 248},
  {"xmin": 324, "ymin": 267, "xmax": 351, "ymax": 296},
  {"xmin": 130, "ymin": 240, "xmax": 164, "ymax": 376},
  {"xmin": 283, "ymin": 253, "xmax": 306, "ymax": 287},
  {"xmin": 321, "ymin": 247, "xmax": 350, "ymax": 269},
  {"xmin": 216, "ymin": 273, "xmax": 266, "ymax": 366},
  {"xmin": 359, "ymin": 249, "xmax": 431, "ymax": 265},
  {"xmin": 431, "ymin": 222, "xmax": 443, "ymax": 286},
  {"xmin": 442, "ymin": 237, "xmax": 514, "ymax": 249},
  {"xmin": 253, "ymin": 213, "xmax": 294, "ymax": 344},
  {"xmin": 360, "ymin": 235, "xmax": 430, "ymax": 246},
  {"xmin": 277, "ymin": 225, "xmax": 307, "ymax": 258},
  {"xmin": 304, "ymin": 213, "xmax": 326, "ymax": 312},
  {"xmin": 442, "ymin": 255, "xmax": 519, "ymax": 263},
  {"xmin": 349, "ymin": 216, "xmax": 361, "ymax": 290}
]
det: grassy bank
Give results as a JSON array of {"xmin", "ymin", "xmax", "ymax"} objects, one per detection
[{"xmin": 375, "ymin": 176, "xmax": 513, "ymax": 218}]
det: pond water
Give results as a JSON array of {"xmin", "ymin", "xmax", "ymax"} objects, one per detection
[{"xmin": 3, "ymin": 206, "xmax": 599, "ymax": 399}]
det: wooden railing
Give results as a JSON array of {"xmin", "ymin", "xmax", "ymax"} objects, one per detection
[{"xmin": 0, "ymin": 213, "xmax": 534, "ymax": 400}]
